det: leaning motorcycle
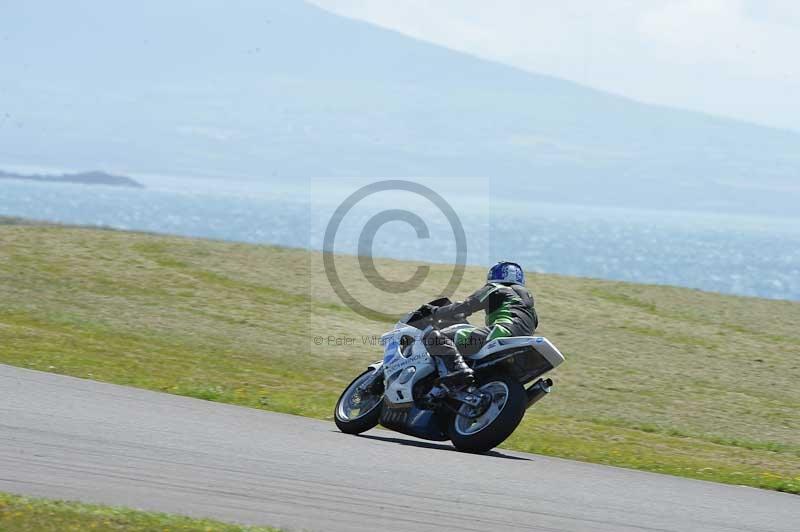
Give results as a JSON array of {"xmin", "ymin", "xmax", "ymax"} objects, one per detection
[{"xmin": 334, "ymin": 298, "xmax": 565, "ymax": 453}]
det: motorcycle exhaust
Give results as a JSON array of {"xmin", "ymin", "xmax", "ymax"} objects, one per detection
[{"xmin": 525, "ymin": 378, "xmax": 553, "ymax": 409}]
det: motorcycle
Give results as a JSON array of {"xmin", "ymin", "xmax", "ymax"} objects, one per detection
[{"xmin": 334, "ymin": 298, "xmax": 565, "ymax": 453}]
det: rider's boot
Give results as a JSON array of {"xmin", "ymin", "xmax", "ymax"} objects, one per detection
[
  {"xmin": 424, "ymin": 330, "xmax": 474, "ymax": 387},
  {"xmin": 440, "ymin": 351, "xmax": 475, "ymax": 386}
]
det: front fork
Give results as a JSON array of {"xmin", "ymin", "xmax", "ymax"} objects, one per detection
[{"xmin": 358, "ymin": 362, "xmax": 385, "ymax": 395}]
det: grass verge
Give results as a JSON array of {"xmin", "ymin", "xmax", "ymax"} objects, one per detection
[{"xmin": 0, "ymin": 491, "xmax": 280, "ymax": 532}]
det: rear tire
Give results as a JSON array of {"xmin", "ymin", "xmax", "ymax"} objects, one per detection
[
  {"xmin": 334, "ymin": 368, "xmax": 384, "ymax": 435},
  {"xmin": 449, "ymin": 375, "xmax": 526, "ymax": 453}
]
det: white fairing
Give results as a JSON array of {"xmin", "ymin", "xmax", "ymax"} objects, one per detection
[
  {"xmin": 379, "ymin": 325, "xmax": 436, "ymax": 405},
  {"xmin": 377, "ymin": 321, "xmax": 564, "ymax": 406},
  {"xmin": 467, "ymin": 336, "xmax": 565, "ymax": 369}
]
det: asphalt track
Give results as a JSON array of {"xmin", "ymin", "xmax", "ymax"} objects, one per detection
[{"xmin": 1, "ymin": 364, "xmax": 798, "ymax": 531}]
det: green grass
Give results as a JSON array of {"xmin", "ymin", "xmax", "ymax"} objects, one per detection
[
  {"xmin": 0, "ymin": 492, "xmax": 281, "ymax": 531},
  {"xmin": 1, "ymin": 220, "xmax": 799, "ymax": 495}
]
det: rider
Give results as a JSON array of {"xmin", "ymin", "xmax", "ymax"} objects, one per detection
[{"xmin": 424, "ymin": 261, "xmax": 538, "ymax": 386}]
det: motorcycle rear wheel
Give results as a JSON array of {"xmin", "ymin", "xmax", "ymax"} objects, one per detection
[
  {"xmin": 334, "ymin": 368, "xmax": 384, "ymax": 435},
  {"xmin": 449, "ymin": 375, "xmax": 526, "ymax": 453}
]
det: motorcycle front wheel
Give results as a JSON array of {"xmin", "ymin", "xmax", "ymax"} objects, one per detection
[
  {"xmin": 334, "ymin": 368, "xmax": 384, "ymax": 434},
  {"xmin": 449, "ymin": 375, "xmax": 526, "ymax": 453}
]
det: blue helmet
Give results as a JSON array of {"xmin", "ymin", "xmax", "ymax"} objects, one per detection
[{"xmin": 487, "ymin": 261, "xmax": 525, "ymax": 285}]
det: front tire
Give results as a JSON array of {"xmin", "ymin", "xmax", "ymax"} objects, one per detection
[
  {"xmin": 334, "ymin": 368, "xmax": 384, "ymax": 435},
  {"xmin": 449, "ymin": 375, "xmax": 526, "ymax": 453}
]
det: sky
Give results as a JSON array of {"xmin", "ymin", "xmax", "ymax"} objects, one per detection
[{"xmin": 310, "ymin": 0, "xmax": 800, "ymax": 132}]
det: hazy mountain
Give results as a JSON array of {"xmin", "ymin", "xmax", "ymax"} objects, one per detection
[{"xmin": 2, "ymin": 0, "xmax": 798, "ymax": 215}]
